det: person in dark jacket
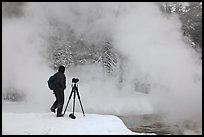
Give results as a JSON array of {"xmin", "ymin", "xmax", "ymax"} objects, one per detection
[{"xmin": 50, "ymin": 65, "xmax": 66, "ymax": 117}]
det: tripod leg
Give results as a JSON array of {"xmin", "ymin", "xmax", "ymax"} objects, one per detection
[
  {"xmin": 72, "ymin": 89, "xmax": 76, "ymax": 115},
  {"xmin": 76, "ymin": 90, "xmax": 85, "ymax": 117},
  {"xmin": 69, "ymin": 89, "xmax": 76, "ymax": 119},
  {"xmin": 63, "ymin": 89, "xmax": 74, "ymax": 115}
]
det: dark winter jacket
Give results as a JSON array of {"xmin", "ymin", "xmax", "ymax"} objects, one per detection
[{"xmin": 54, "ymin": 71, "xmax": 66, "ymax": 91}]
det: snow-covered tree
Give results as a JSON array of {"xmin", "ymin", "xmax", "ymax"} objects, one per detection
[
  {"xmin": 160, "ymin": 2, "xmax": 202, "ymax": 51},
  {"xmin": 101, "ymin": 41, "xmax": 119, "ymax": 75}
]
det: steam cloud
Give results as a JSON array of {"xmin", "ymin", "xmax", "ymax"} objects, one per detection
[{"xmin": 2, "ymin": 2, "xmax": 202, "ymax": 128}]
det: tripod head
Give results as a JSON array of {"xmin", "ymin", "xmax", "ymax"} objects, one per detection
[
  {"xmin": 72, "ymin": 78, "xmax": 79, "ymax": 83},
  {"xmin": 71, "ymin": 78, "xmax": 79, "ymax": 89}
]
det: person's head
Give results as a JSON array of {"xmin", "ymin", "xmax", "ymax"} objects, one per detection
[{"xmin": 58, "ymin": 65, "xmax": 65, "ymax": 73}]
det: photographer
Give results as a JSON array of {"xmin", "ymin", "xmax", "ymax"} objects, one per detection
[{"xmin": 50, "ymin": 65, "xmax": 66, "ymax": 117}]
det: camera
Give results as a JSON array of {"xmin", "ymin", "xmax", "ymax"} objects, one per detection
[{"xmin": 72, "ymin": 78, "xmax": 79, "ymax": 83}]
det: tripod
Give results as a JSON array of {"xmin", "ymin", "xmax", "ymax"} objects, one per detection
[{"xmin": 63, "ymin": 80, "xmax": 85, "ymax": 119}]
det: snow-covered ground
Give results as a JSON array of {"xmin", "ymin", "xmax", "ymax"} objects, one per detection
[
  {"xmin": 2, "ymin": 101, "xmax": 155, "ymax": 135},
  {"xmin": 2, "ymin": 112, "xmax": 125, "ymax": 135},
  {"xmin": 2, "ymin": 111, "xmax": 155, "ymax": 135}
]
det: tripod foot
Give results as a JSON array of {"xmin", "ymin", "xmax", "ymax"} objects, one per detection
[{"xmin": 69, "ymin": 113, "xmax": 76, "ymax": 119}]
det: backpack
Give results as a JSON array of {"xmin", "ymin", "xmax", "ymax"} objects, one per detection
[{"xmin": 48, "ymin": 74, "xmax": 57, "ymax": 90}]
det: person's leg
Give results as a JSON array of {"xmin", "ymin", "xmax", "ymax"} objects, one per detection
[
  {"xmin": 56, "ymin": 91, "xmax": 64, "ymax": 117},
  {"xmin": 50, "ymin": 91, "xmax": 58, "ymax": 113}
]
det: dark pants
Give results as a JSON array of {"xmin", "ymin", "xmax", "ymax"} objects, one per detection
[{"xmin": 51, "ymin": 89, "xmax": 64, "ymax": 116}]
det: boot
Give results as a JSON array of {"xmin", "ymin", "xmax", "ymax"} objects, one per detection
[
  {"xmin": 50, "ymin": 107, "xmax": 56, "ymax": 113},
  {"xmin": 57, "ymin": 114, "xmax": 64, "ymax": 117}
]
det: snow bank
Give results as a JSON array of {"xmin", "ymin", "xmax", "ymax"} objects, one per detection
[{"xmin": 2, "ymin": 112, "xmax": 150, "ymax": 135}]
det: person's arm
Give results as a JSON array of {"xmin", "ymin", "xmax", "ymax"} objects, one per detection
[
  {"xmin": 59, "ymin": 73, "xmax": 66, "ymax": 90},
  {"xmin": 63, "ymin": 74, "xmax": 66, "ymax": 90}
]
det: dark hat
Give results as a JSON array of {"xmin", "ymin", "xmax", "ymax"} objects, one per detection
[{"xmin": 58, "ymin": 65, "xmax": 65, "ymax": 73}]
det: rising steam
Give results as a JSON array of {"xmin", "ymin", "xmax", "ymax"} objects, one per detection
[{"xmin": 2, "ymin": 2, "xmax": 202, "ymax": 128}]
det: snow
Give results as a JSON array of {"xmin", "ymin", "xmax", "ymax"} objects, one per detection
[
  {"xmin": 2, "ymin": 111, "xmax": 153, "ymax": 135},
  {"xmin": 2, "ymin": 101, "xmax": 156, "ymax": 135}
]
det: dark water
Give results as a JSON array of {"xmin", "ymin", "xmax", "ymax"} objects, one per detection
[
  {"xmin": 118, "ymin": 114, "xmax": 173, "ymax": 135},
  {"xmin": 118, "ymin": 114, "xmax": 202, "ymax": 135}
]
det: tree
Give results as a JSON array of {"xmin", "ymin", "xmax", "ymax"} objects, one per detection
[
  {"xmin": 101, "ymin": 41, "xmax": 119, "ymax": 75},
  {"xmin": 160, "ymin": 2, "xmax": 202, "ymax": 50},
  {"xmin": 179, "ymin": 2, "xmax": 202, "ymax": 50}
]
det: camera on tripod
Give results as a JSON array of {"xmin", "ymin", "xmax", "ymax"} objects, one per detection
[
  {"xmin": 72, "ymin": 78, "xmax": 79, "ymax": 83},
  {"xmin": 63, "ymin": 77, "xmax": 85, "ymax": 119}
]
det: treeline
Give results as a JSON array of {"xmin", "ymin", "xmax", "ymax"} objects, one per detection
[
  {"xmin": 2, "ymin": 2, "xmax": 202, "ymax": 72},
  {"xmin": 2, "ymin": 2, "xmax": 202, "ymax": 101},
  {"xmin": 46, "ymin": 2, "xmax": 202, "ymax": 72}
]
